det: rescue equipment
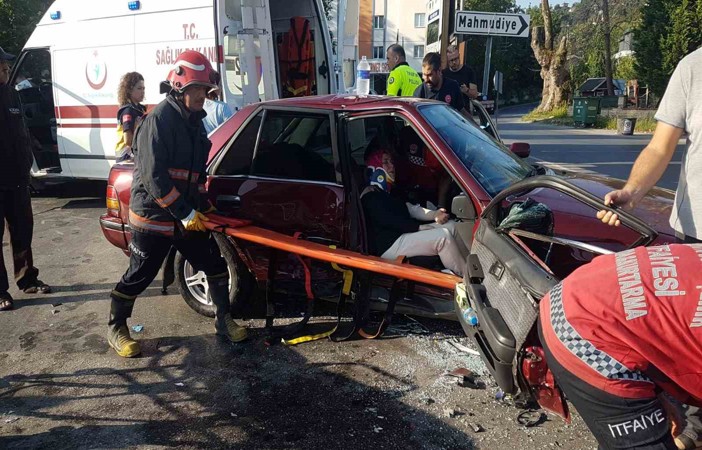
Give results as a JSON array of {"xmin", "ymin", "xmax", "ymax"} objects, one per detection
[{"xmin": 278, "ymin": 17, "xmax": 316, "ymax": 98}]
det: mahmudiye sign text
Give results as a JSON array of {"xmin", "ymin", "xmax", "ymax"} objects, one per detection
[{"xmin": 455, "ymin": 11, "xmax": 530, "ymax": 38}]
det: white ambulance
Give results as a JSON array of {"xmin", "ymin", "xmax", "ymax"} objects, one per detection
[{"xmin": 12, "ymin": 0, "xmax": 338, "ymax": 182}]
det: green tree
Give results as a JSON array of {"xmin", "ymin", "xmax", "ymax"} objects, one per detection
[
  {"xmin": 635, "ymin": 0, "xmax": 702, "ymax": 97},
  {"xmin": 614, "ymin": 55, "xmax": 637, "ymax": 80},
  {"xmin": 0, "ymin": 0, "xmax": 52, "ymax": 55}
]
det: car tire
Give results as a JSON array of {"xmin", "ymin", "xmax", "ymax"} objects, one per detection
[{"xmin": 175, "ymin": 234, "xmax": 254, "ymax": 318}]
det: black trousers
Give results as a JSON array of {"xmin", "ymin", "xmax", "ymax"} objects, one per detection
[
  {"xmin": 538, "ymin": 319, "xmax": 677, "ymax": 450},
  {"xmin": 0, "ymin": 186, "xmax": 39, "ymax": 294},
  {"xmin": 109, "ymin": 230, "xmax": 228, "ymax": 326}
]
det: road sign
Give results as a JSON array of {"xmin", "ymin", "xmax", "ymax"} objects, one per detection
[
  {"xmin": 493, "ymin": 70, "xmax": 503, "ymax": 94},
  {"xmin": 455, "ymin": 11, "xmax": 530, "ymax": 38}
]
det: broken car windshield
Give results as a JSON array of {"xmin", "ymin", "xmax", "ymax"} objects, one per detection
[{"xmin": 418, "ymin": 104, "xmax": 532, "ymax": 196}]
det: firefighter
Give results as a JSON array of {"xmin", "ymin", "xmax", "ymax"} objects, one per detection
[
  {"xmin": 107, "ymin": 50, "xmax": 247, "ymax": 358},
  {"xmin": 539, "ymin": 243, "xmax": 702, "ymax": 449}
]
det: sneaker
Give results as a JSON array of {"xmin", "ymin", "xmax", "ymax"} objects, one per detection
[
  {"xmin": 215, "ymin": 317, "xmax": 248, "ymax": 343},
  {"xmin": 107, "ymin": 325, "xmax": 142, "ymax": 358}
]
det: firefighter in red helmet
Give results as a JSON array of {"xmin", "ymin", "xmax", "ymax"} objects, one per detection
[{"xmin": 107, "ymin": 50, "xmax": 247, "ymax": 358}]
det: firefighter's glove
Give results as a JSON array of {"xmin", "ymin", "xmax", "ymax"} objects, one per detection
[{"xmin": 181, "ymin": 210, "xmax": 210, "ymax": 232}]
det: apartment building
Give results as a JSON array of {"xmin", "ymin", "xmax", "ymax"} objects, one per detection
[{"xmin": 358, "ymin": 0, "xmax": 428, "ymax": 74}]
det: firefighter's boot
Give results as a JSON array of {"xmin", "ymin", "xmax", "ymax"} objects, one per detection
[
  {"xmin": 209, "ymin": 275, "xmax": 248, "ymax": 342},
  {"xmin": 107, "ymin": 293, "xmax": 141, "ymax": 357}
]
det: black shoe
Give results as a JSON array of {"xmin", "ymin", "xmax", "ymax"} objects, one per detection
[{"xmin": 23, "ymin": 280, "xmax": 51, "ymax": 294}]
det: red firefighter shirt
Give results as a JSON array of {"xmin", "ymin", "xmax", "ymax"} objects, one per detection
[{"xmin": 540, "ymin": 243, "xmax": 702, "ymax": 406}]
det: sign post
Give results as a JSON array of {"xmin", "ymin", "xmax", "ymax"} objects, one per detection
[{"xmin": 454, "ymin": 11, "xmax": 530, "ymax": 106}]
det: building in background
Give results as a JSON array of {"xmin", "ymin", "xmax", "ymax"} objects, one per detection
[{"xmin": 357, "ymin": 0, "xmax": 427, "ymax": 93}]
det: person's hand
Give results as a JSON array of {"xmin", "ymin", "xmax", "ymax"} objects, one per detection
[
  {"xmin": 434, "ymin": 208, "xmax": 449, "ymax": 225},
  {"xmin": 460, "ymin": 84, "xmax": 470, "ymax": 95},
  {"xmin": 181, "ymin": 210, "xmax": 210, "ymax": 232},
  {"xmin": 596, "ymin": 189, "xmax": 636, "ymax": 227}
]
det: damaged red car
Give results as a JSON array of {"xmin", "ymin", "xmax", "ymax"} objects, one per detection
[{"xmin": 100, "ymin": 95, "xmax": 678, "ymax": 420}]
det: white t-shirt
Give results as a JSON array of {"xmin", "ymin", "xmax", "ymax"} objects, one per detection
[{"xmin": 655, "ymin": 48, "xmax": 702, "ymax": 238}]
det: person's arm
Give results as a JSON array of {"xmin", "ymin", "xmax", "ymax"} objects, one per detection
[
  {"xmin": 406, "ymin": 202, "xmax": 437, "ymax": 221},
  {"xmin": 136, "ymin": 116, "xmax": 193, "ymax": 220},
  {"xmin": 124, "ymin": 129, "xmax": 134, "ymax": 147},
  {"xmin": 364, "ymin": 193, "xmax": 420, "ymax": 234},
  {"xmin": 596, "ymin": 122, "xmax": 683, "ymax": 226}
]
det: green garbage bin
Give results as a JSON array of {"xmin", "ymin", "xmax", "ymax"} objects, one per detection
[{"xmin": 573, "ymin": 97, "xmax": 601, "ymax": 128}]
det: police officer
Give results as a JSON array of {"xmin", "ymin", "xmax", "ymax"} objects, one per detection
[
  {"xmin": 0, "ymin": 46, "xmax": 51, "ymax": 312},
  {"xmin": 385, "ymin": 44, "xmax": 422, "ymax": 97},
  {"xmin": 539, "ymin": 244, "xmax": 702, "ymax": 449},
  {"xmin": 107, "ymin": 50, "xmax": 247, "ymax": 357}
]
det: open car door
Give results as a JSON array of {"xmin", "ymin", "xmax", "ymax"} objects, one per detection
[{"xmin": 456, "ymin": 175, "xmax": 657, "ymax": 420}]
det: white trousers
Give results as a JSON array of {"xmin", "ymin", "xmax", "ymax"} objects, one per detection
[{"xmin": 381, "ymin": 221, "xmax": 469, "ymax": 276}]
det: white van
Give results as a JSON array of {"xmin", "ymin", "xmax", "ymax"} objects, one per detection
[{"xmin": 12, "ymin": 0, "xmax": 337, "ymax": 182}]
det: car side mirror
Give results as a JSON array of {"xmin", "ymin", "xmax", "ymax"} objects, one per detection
[
  {"xmin": 451, "ymin": 194, "xmax": 476, "ymax": 220},
  {"xmin": 510, "ymin": 142, "xmax": 531, "ymax": 158}
]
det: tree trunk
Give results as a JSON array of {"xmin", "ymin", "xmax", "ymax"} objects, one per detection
[
  {"xmin": 531, "ymin": 0, "xmax": 569, "ymax": 112},
  {"xmin": 602, "ymin": 0, "xmax": 615, "ymax": 96}
]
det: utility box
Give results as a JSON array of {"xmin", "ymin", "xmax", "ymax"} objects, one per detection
[{"xmin": 573, "ymin": 97, "xmax": 600, "ymax": 127}]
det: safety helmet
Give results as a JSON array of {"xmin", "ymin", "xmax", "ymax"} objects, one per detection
[{"xmin": 166, "ymin": 50, "xmax": 218, "ymax": 93}]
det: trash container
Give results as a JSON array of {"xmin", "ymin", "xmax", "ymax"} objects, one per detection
[
  {"xmin": 618, "ymin": 117, "xmax": 637, "ymax": 135},
  {"xmin": 573, "ymin": 97, "xmax": 601, "ymax": 128}
]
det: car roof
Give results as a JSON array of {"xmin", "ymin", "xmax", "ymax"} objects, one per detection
[{"xmin": 258, "ymin": 94, "xmax": 435, "ymax": 112}]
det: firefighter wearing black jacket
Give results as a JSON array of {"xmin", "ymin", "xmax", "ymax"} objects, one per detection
[
  {"xmin": 0, "ymin": 46, "xmax": 51, "ymax": 312},
  {"xmin": 107, "ymin": 50, "xmax": 247, "ymax": 358}
]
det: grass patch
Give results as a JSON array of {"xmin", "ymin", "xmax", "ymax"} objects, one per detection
[
  {"xmin": 522, "ymin": 105, "xmax": 657, "ymax": 133},
  {"xmin": 522, "ymin": 104, "xmax": 569, "ymax": 122}
]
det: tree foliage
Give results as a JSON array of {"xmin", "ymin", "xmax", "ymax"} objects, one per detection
[
  {"xmin": 635, "ymin": 0, "xmax": 702, "ymax": 97},
  {"xmin": 0, "ymin": 0, "xmax": 52, "ymax": 55}
]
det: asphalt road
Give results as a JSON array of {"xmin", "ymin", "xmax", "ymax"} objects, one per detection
[
  {"xmin": 0, "ymin": 181, "xmax": 596, "ymax": 448},
  {"xmin": 497, "ymin": 103, "xmax": 686, "ymax": 191}
]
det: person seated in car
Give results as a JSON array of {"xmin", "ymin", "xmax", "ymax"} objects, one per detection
[
  {"xmin": 395, "ymin": 126, "xmax": 453, "ymax": 209},
  {"xmin": 361, "ymin": 147, "xmax": 469, "ymax": 276}
]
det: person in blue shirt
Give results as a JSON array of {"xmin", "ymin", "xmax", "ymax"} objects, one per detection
[{"xmin": 202, "ymin": 71, "xmax": 233, "ymax": 135}]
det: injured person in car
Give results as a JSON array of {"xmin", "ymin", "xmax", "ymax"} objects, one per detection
[{"xmin": 360, "ymin": 147, "xmax": 469, "ymax": 276}]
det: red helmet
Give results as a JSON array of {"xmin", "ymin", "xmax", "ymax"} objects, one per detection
[{"xmin": 166, "ymin": 50, "xmax": 218, "ymax": 93}]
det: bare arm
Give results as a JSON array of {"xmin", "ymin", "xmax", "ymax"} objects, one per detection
[
  {"xmin": 124, "ymin": 129, "xmax": 134, "ymax": 148},
  {"xmin": 597, "ymin": 121, "xmax": 684, "ymax": 226}
]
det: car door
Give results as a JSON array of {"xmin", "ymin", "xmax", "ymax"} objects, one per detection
[{"xmin": 208, "ymin": 106, "xmax": 345, "ymax": 282}]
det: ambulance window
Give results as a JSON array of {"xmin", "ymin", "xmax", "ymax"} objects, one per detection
[
  {"xmin": 14, "ymin": 50, "xmax": 52, "ymax": 90},
  {"xmin": 252, "ymin": 111, "xmax": 335, "ymax": 183},
  {"xmin": 216, "ymin": 111, "xmax": 263, "ymax": 176}
]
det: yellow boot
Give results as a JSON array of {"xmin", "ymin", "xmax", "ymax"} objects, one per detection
[
  {"xmin": 107, "ymin": 324, "xmax": 141, "ymax": 357},
  {"xmin": 215, "ymin": 317, "xmax": 248, "ymax": 342}
]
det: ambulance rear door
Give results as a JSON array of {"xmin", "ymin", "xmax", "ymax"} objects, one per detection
[{"xmin": 216, "ymin": 0, "xmax": 278, "ymax": 110}]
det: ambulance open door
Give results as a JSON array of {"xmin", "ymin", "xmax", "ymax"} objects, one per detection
[{"xmin": 216, "ymin": 0, "xmax": 278, "ymax": 109}]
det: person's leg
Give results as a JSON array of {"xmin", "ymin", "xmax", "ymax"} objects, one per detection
[
  {"xmin": 429, "ymin": 221, "xmax": 470, "ymax": 261},
  {"xmin": 108, "ymin": 231, "xmax": 171, "ymax": 357},
  {"xmin": 539, "ymin": 320, "xmax": 676, "ymax": 450},
  {"xmin": 174, "ymin": 233, "xmax": 247, "ymax": 342},
  {"xmin": 4, "ymin": 186, "xmax": 46, "ymax": 293},
  {"xmin": 0, "ymin": 190, "xmax": 12, "ymax": 310},
  {"xmin": 381, "ymin": 227, "xmax": 466, "ymax": 276}
]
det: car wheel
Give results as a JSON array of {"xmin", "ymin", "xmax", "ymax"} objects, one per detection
[{"xmin": 175, "ymin": 235, "xmax": 254, "ymax": 318}]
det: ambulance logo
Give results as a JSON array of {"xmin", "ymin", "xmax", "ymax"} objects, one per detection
[{"xmin": 86, "ymin": 51, "xmax": 108, "ymax": 90}]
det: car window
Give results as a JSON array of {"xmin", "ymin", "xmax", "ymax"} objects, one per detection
[
  {"xmin": 419, "ymin": 103, "xmax": 531, "ymax": 196},
  {"xmin": 216, "ymin": 111, "xmax": 263, "ymax": 176},
  {"xmin": 252, "ymin": 111, "xmax": 336, "ymax": 183},
  {"xmin": 469, "ymin": 100, "xmax": 498, "ymax": 141}
]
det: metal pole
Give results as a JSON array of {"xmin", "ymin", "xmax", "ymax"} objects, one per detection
[{"xmin": 481, "ymin": 35, "xmax": 492, "ymax": 96}]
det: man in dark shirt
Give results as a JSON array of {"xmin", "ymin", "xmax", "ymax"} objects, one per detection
[
  {"xmin": 442, "ymin": 45, "xmax": 478, "ymax": 105},
  {"xmin": 414, "ymin": 52, "xmax": 470, "ymax": 117},
  {"xmin": 360, "ymin": 147, "xmax": 468, "ymax": 276},
  {"xmin": 0, "ymin": 46, "xmax": 51, "ymax": 311}
]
